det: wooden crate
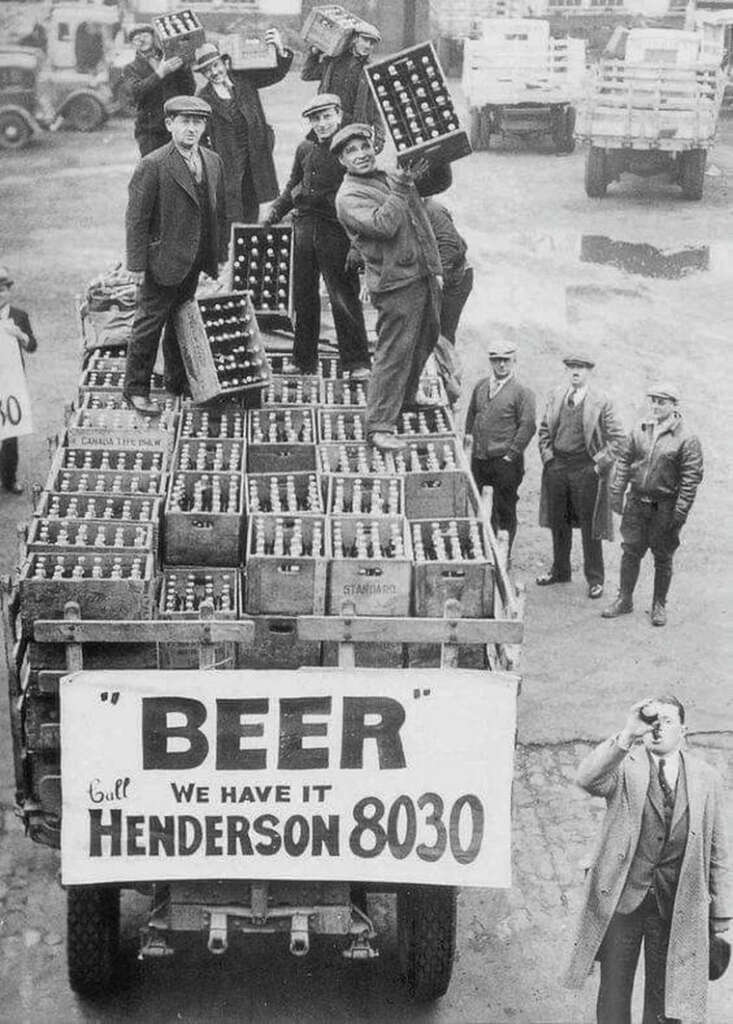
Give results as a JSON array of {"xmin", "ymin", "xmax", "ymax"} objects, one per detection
[
  {"xmin": 410, "ymin": 518, "xmax": 494, "ymax": 618},
  {"xmin": 328, "ymin": 516, "xmax": 412, "ymax": 616},
  {"xmin": 164, "ymin": 471, "xmax": 244, "ymax": 566},
  {"xmin": 319, "ymin": 378, "xmax": 369, "ymax": 408},
  {"xmin": 301, "ymin": 5, "xmax": 363, "ymax": 57},
  {"xmin": 245, "ymin": 514, "xmax": 328, "ymax": 615},
  {"xmin": 366, "ymin": 42, "xmax": 472, "ymax": 169},
  {"xmin": 230, "ymin": 226, "xmax": 293, "ymax": 319},
  {"xmin": 262, "ymin": 375, "xmax": 320, "ymax": 406},
  {"xmin": 327, "ymin": 474, "xmax": 404, "ymax": 516},
  {"xmin": 35, "ymin": 492, "xmax": 162, "ymax": 547},
  {"xmin": 236, "ymin": 616, "xmax": 321, "ymax": 669},
  {"xmin": 173, "ymin": 436, "xmax": 245, "ymax": 474},
  {"xmin": 83, "ymin": 347, "xmax": 127, "ymax": 371},
  {"xmin": 54, "ymin": 445, "xmax": 168, "ymax": 475},
  {"xmin": 245, "ymin": 471, "xmax": 324, "ymax": 515},
  {"xmin": 79, "ymin": 369, "xmax": 167, "ymax": 401},
  {"xmin": 318, "ymin": 408, "xmax": 368, "ymax": 443},
  {"xmin": 402, "ymin": 439, "xmax": 476, "ymax": 519},
  {"xmin": 26, "ymin": 518, "xmax": 155, "ymax": 557},
  {"xmin": 318, "ymin": 441, "xmax": 409, "ymax": 477},
  {"xmin": 18, "ymin": 551, "xmax": 155, "ymax": 636},
  {"xmin": 174, "ymin": 292, "xmax": 270, "ymax": 404},
  {"xmin": 157, "ymin": 566, "xmax": 240, "ymax": 669},
  {"xmin": 247, "ymin": 407, "xmax": 317, "ymax": 473},
  {"xmin": 153, "ymin": 9, "xmax": 205, "ymax": 64},
  {"xmin": 48, "ymin": 466, "xmax": 165, "ymax": 497},
  {"xmin": 66, "ymin": 405, "xmax": 176, "ymax": 454},
  {"xmin": 179, "ymin": 404, "xmax": 246, "ymax": 440},
  {"xmin": 213, "ymin": 33, "xmax": 278, "ymax": 71},
  {"xmin": 397, "ymin": 405, "xmax": 454, "ymax": 438}
]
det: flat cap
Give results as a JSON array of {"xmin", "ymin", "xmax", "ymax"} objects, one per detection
[
  {"xmin": 302, "ymin": 93, "xmax": 342, "ymax": 118},
  {"xmin": 193, "ymin": 42, "xmax": 223, "ymax": 72},
  {"xmin": 488, "ymin": 340, "xmax": 517, "ymax": 357},
  {"xmin": 0, "ymin": 265, "xmax": 13, "ymax": 287},
  {"xmin": 563, "ymin": 353, "xmax": 595, "ymax": 368},
  {"xmin": 128, "ymin": 23, "xmax": 155, "ymax": 41},
  {"xmin": 353, "ymin": 21, "xmax": 381, "ymax": 42},
  {"xmin": 330, "ymin": 122, "xmax": 373, "ymax": 154},
  {"xmin": 647, "ymin": 381, "xmax": 679, "ymax": 402},
  {"xmin": 164, "ymin": 95, "xmax": 212, "ymax": 118}
]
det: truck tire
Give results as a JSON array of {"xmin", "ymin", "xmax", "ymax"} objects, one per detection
[
  {"xmin": 553, "ymin": 105, "xmax": 576, "ymax": 154},
  {"xmin": 0, "ymin": 110, "xmax": 32, "ymax": 150},
  {"xmin": 679, "ymin": 148, "xmax": 706, "ymax": 200},
  {"xmin": 67, "ymin": 885, "xmax": 120, "ymax": 996},
  {"xmin": 397, "ymin": 885, "xmax": 457, "ymax": 1002},
  {"xmin": 585, "ymin": 146, "xmax": 608, "ymax": 197},
  {"xmin": 62, "ymin": 94, "xmax": 106, "ymax": 133}
]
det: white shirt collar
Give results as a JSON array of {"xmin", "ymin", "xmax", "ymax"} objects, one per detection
[
  {"xmin": 567, "ymin": 385, "xmax": 587, "ymax": 405},
  {"xmin": 0, "ymin": 304, "xmax": 9, "ymax": 319},
  {"xmin": 489, "ymin": 371, "xmax": 514, "ymax": 397},
  {"xmin": 650, "ymin": 749, "xmax": 681, "ymax": 787}
]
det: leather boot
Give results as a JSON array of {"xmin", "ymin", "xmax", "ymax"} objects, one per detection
[
  {"xmin": 602, "ymin": 593, "xmax": 633, "ymax": 618},
  {"xmin": 651, "ymin": 565, "xmax": 672, "ymax": 627},
  {"xmin": 651, "ymin": 601, "xmax": 667, "ymax": 627}
]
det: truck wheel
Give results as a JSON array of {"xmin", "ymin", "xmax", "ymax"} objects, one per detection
[
  {"xmin": 553, "ymin": 106, "xmax": 576, "ymax": 154},
  {"xmin": 0, "ymin": 110, "xmax": 32, "ymax": 150},
  {"xmin": 397, "ymin": 885, "xmax": 457, "ymax": 1002},
  {"xmin": 62, "ymin": 95, "xmax": 106, "ymax": 133},
  {"xmin": 585, "ymin": 146, "xmax": 608, "ymax": 197},
  {"xmin": 679, "ymin": 149, "xmax": 706, "ymax": 200},
  {"xmin": 67, "ymin": 885, "xmax": 120, "ymax": 996}
]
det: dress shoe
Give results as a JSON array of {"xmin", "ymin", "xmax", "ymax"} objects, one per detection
[
  {"xmin": 348, "ymin": 367, "xmax": 371, "ymax": 382},
  {"xmin": 370, "ymin": 431, "xmax": 406, "ymax": 452},
  {"xmin": 3, "ymin": 482, "xmax": 24, "ymax": 495},
  {"xmin": 535, "ymin": 572, "xmax": 571, "ymax": 586},
  {"xmin": 651, "ymin": 601, "xmax": 667, "ymax": 627},
  {"xmin": 601, "ymin": 594, "xmax": 633, "ymax": 618},
  {"xmin": 123, "ymin": 394, "xmax": 162, "ymax": 416},
  {"xmin": 587, "ymin": 583, "xmax": 604, "ymax": 599}
]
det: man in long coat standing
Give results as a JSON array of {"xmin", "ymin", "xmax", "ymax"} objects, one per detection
[
  {"xmin": 195, "ymin": 32, "xmax": 293, "ymax": 229},
  {"xmin": 565, "ymin": 696, "xmax": 731, "ymax": 1023},
  {"xmin": 536, "ymin": 353, "xmax": 625, "ymax": 599}
]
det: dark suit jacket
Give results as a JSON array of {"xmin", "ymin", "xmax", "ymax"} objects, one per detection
[
  {"xmin": 123, "ymin": 53, "xmax": 195, "ymax": 143},
  {"xmin": 126, "ymin": 142, "xmax": 227, "ymax": 286},
  {"xmin": 3, "ymin": 306, "xmax": 37, "ymax": 370}
]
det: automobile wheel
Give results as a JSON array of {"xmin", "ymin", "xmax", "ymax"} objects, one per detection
[
  {"xmin": 679, "ymin": 148, "xmax": 706, "ymax": 201},
  {"xmin": 67, "ymin": 885, "xmax": 120, "ymax": 996},
  {"xmin": 0, "ymin": 110, "xmax": 32, "ymax": 150},
  {"xmin": 397, "ymin": 884, "xmax": 457, "ymax": 1002},
  {"xmin": 585, "ymin": 145, "xmax": 608, "ymax": 197},
  {"xmin": 62, "ymin": 94, "xmax": 106, "ymax": 133}
]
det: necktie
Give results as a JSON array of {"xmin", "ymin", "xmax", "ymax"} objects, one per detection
[
  {"xmin": 567, "ymin": 392, "xmax": 575, "ymax": 408},
  {"xmin": 658, "ymin": 758, "xmax": 674, "ymax": 808}
]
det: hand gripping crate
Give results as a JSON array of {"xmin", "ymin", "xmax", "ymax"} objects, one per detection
[
  {"xmin": 327, "ymin": 474, "xmax": 404, "ymax": 517},
  {"xmin": 301, "ymin": 5, "xmax": 364, "ymax": 57},
  {"xmin": 247, "ymin": 407, "xmax": 317, "ymax": 474},
  {"xmin": 230, "ymin": 226, "xmax": 293, "ymax": 319},
  {"xmin": 244, "ymin": 513, "xmax": 328, "ymax": 615},
  {"xmin": 18, "ymin": 551, "xmax": 155, "ymax": 637},
  {"xmin": 34, "ymin": 492, "xmax": 163, "ymax": 548},
  {"xmin": 366, "ymin": 42, "xmax": 472, "ymax": 169},
  {"xmin": 410, "ymin": 517, "xmax": 494, "ymax": 618},
  {"xmin": 212, "ymin": 33, "xmax": 278, "ymax": 71},
  {"xmin": 262, "ymin": 376, "xmax": 321, "ymax": 407},
  {"xmin": 174, "ymin": 292, "xmax": 270, "ymax": 404},
  {"xmin": 164, "ymin": 470, "xmax": 244, "ymax": 566},
  {"xmin": 328, "ymin": 515, "xmax": 412, "ymax": 616},
  {"xmin": 245, "ymin": 471, "xmax": 324, "ymax": 516},
  {"xmin": 157, "ymin": 567, "xmax": 240, "ymax": 669},
  {"xmin": 65, "ymin": 404, "xmax": 177, "ymax": 454},
  {"xmin": 153, "ymin": 9, "xmax": 205, "ymax": 64}
]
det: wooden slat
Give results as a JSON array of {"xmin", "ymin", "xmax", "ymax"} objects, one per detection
[
  {"xmin": 33, "ymin": 618, "xmax": 255, "ymax": 645},
  {"xmin": 297, "ymin": 614, "xmax": 523, "ymax": 645}
]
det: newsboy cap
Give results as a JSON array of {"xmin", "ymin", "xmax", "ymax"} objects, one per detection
[
  {"xmin": 0, "ymin": 265, "xmax": 14, "ymax": 288},
  {"xmin": 163, "ymin": 95, "xmax": 212, "ymax": 119},
  {"xmin": 353, "ymin": 21, "xmax": 381, "ymax": 42},
  {"xmin": 647, "ymin": 381, "xmax": 679, "ymax": 402},
  {"xmin": 302, "ymin": 93, "xmax": 342, "ymax": 118},
  {"xmin": 488, "ymin": 340, "xmax": 517, "ymax": 358},
  {"xmin": 193, "ymin": 42, "xmax": 224, "ymax": 73},
  {"xmin": 563, "ymin": 353, "xmax": 595, "ymax": 368},
  {"xmin": 128, "ymin": 23, "xmax": 155, "ymax": 41},
  {"xmin": 330, "ymin": 122, "xmax": 373, "ymax": 154}
]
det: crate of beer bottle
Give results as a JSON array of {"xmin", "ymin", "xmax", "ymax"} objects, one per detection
[
  {"xmin": 301, "ymin": 5, "xmax": 364, "ymax": 57},
  {"xmin": 230, "ymin": 226, "xmax": 293, "ymax": 318},
  {"xmin": 153, "ymin": 10, "xmax": 205, "ymax": 64},
  {"xmin": 328, "ymin": 515, "xmax": 412, "ymax": 616},
  {"xmin": 164, "ymin": 470, "xmax": 244, "ymax": 566},
  {"xmin": 411, "ymin": 517, "xmax": 494, "ymax": 618},
  {"xmin": 245, "ymin": 513, "xmax": 328, "ymax": 615},
  {"xmin": 247, "ymin": 407, "xmax": 317, "ymax": 473},
  {"xmin": 158, "ymin": 567, "xmax": 240, "ymax": 669},
  {"xmin": 245, "ymin": 471, "xmax": 324, "ymax": 516}
]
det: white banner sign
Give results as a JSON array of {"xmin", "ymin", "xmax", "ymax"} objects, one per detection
[
  {"xmin": 0, "ymin": 327, "xmax": 33, "ymax": 441},
  {"xmin": 61, "ymin": 669, "xmax": 518, "ymax": 888}
]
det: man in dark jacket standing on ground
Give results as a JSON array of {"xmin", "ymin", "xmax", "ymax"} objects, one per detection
[
  {"xmin": 265, "ymin": 94, "xmax": 370, "ymax": 377},
  {"xmin": 194, "ymin": 32, "xmax": 293, "ymax": 229},
  {"xmin": 123, "ymin": 96, "xmax": 227, "ymax": 415},
  {"xmin": 0, "ymin": 266, "xmax": 37, "ymax": 494},
  {"xmin": 465, "ymin": 341, "xmax": 535, "ymax": 555},
  {"xmin": 602, "ymin": 383, "xmax": 703, "ymax": 627},
  {"xmin": 301, "ymin": 24, "xmax": 385, "ymax": 151},
  {"xmin": 123, "ymin": 24, "xmax": 195, "ymax": 156},
  {"xmin": 334, "ymin": 124, "xmax": 442, "ymax": 452}
]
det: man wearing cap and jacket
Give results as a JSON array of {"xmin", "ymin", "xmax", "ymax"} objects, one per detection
[
  {"xmin": 302, "ymin": 24, "xmax": 385, "ymax": 152},
  {"xmin": 123, "ymin": 24, "xmax": 196, "ymax": 156},
  {"xmin": 465, "ymin": 341, "xmax": 536, "ymax": 554},
  {"xmin": 0, "ymin": 267, "xmax": 37, "ymax": 494},
  {"xmin": 264, "ymin": 94, "xmax": 370, "ymax": 377},
  {"xmin": 602, "ymin": 384, "xmax": 703, "ymax": 627},
  {"xmin": 123, "ymin": 95, "xmax": 227, "ymax": 415},
  {"xmin": 194, "ymin": 33, "xmax": 293, "ymax": 229},
  {"xmin": 537, "ymin": 354, "xmax": 625, "ymax": 598},
  {"xmin": 333, "ymin": 123, "xmax": 442, "ymax": 451}
]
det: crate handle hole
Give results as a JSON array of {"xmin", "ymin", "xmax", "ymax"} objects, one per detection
[
  {"xmin": 268, "ymin": 622, "xmax": 295, "ymax": 635},
  {"xmin": 191, "ymin": 520, "xmax": 214, "ymax": 530},
  {"xmin": 278, "ymin": 564, "xmax": 301, "ymax": 574},
  {"xmin": 358, "ymin": 567, "xmax": 383, "ymax": 577},
  {"xmin": 441, "ymin": 570, "xmax": 467, "ymax": 579},
  {"xmin": 420, "ymin": 480, "xmax": 442, "ymax": 490}
]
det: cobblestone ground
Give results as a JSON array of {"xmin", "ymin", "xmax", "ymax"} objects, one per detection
[{"xmin": 1, "ymin": 738, "xmax": 731, "ymax": 1023}]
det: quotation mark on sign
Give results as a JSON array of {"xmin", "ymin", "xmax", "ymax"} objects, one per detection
[
  {"xmin": 412, "ymin": 689, "xmax": 431, "ymax": 699},
  {"xmin": 100, "ymin": 691, "xmax": 120, "ymax": 705}
]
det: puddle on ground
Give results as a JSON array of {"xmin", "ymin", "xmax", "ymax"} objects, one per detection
[{"xmin": 580, "ymin": 236, "xmax": 710, "ymax": 279}]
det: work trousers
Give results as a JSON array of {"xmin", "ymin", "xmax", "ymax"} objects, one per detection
[
  {"xmin": 619, "ymin": 493, "xmax": 680, "ymax": 605},
  {"xmin": 597, "ymin": 892, "xmax": 679, "ymax": 1024},
  {"xmin": 123, "ymin": 265, "xmax": 201, "ymax": 398},
  {"xmin": 367, "ymin": 276, "xmax": 441, "ymax": 436},
  {"xmin": 440, "ymin": 266, "xmax": 474, "ymax": 345},
  {"xmin": 544, "ymin": 452, "xmax": 603, "ymax": 585},
  {"xmin": 292, "ymin": 218, "xmax": 370, "ymax": 373},
  {"xmin": 0, "ymin": 437, "xmax": 19, "ymax": 489},
  {"xmin": 471, "ymin": 455, "xmax": 524, "ymax": 552}
]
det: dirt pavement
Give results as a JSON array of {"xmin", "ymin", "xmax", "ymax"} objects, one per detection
[{"xmin": 0, "ymin": 74, "xmax": 732, "ymax": 1021}]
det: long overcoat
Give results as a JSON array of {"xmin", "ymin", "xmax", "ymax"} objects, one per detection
[
  {"xmin": 198, "ymin": 51, "xmax": 293, "ymax": 219},
  {"xmin": 565, "ymin": 738, "xmax": 732, "ymax": 1021},
  {"xmin": 537, "ymin": 384, "xmax": 625, "ymax": 540}
]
